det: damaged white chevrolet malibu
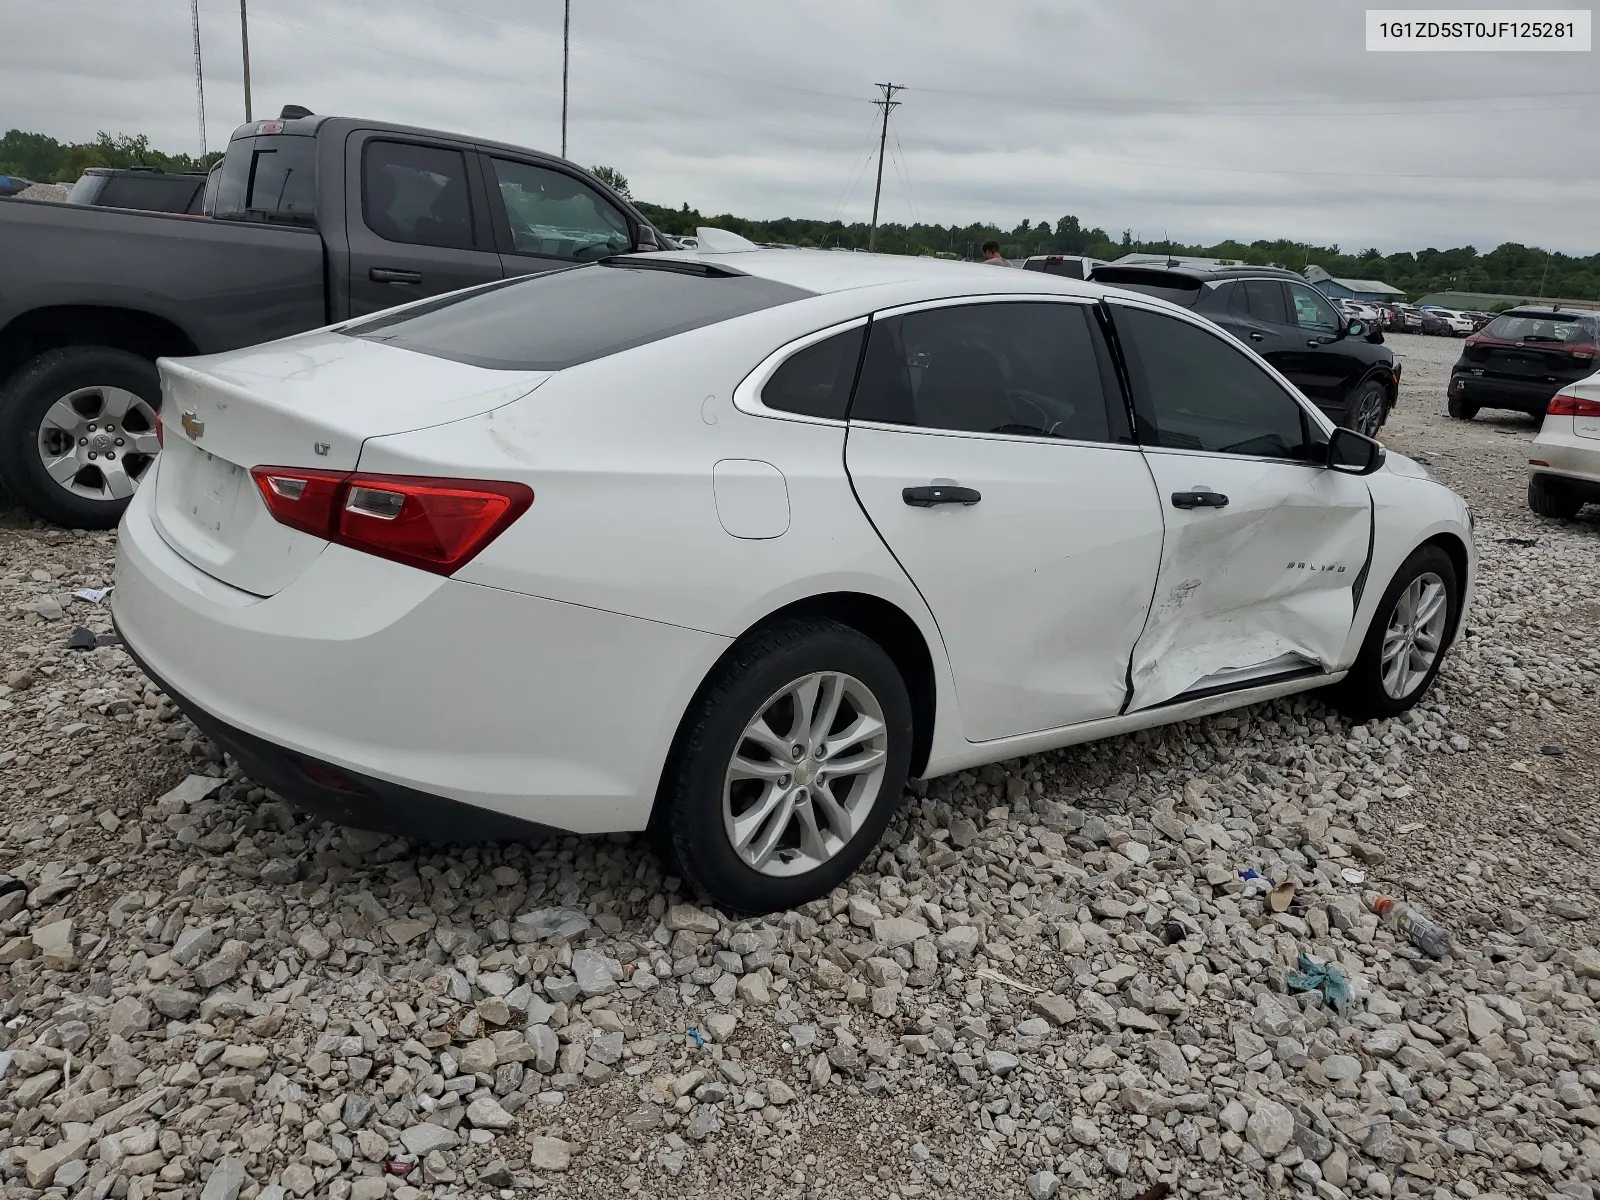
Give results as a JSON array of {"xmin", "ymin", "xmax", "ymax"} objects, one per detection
[{"xmin": 113, "ymin": 234, "xmax": 1475, "ymax": 913}]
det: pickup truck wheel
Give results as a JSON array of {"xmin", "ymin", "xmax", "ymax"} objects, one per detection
[{"xmin": 0, "ymin": 347, "xmax": 162, "ymax": 529}]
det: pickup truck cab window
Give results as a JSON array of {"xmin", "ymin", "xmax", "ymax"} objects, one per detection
[
  {"xmin": 211, "ymin": 135, "xmax": 317, "ymax": 226},
  {"xmin": 487, "ymin": 159, "xmax": 631, "ymax": 262},
  {"xmin": 363, "ymin": 141, "xmax": 476, "ymax": 250}
]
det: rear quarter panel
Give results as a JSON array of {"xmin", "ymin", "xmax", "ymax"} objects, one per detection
[{"xmin": 355, "ymin": 296, "xmax": 967, "ymax": 766}]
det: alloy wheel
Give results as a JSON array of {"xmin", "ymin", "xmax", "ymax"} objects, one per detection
[
  {"xmin": 1380, "ymin": 571, "xmax": 1448, "ymax": 699},
  {"xmin": 36, "ymin": 386, "xmax": 160, "ymax": 502},
  {"xmin": 722, "ymin": 670, "xmax": 889, "ymax": 877},
  {"xmin": 1352, "ymin": 388, "xmax": 1386, "ymax": 438}
]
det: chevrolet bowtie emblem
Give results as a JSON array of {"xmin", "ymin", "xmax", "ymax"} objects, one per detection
[{"xmin": 181, "ymin": 410, "xmax": 204, "ymax": 439}]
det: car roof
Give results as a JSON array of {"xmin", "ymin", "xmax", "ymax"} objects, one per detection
[{"xmin": 649, "ymin": 246, "xmax": 1110, "ymax": 301}]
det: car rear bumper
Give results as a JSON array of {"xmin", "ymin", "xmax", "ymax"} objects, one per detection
[
  {"xmin": 113, "ymin": 482, "xmax": 729, "ymax": 836},
  {"xmin": 1449, "ymin": 371, "xmax": 1567, "ymax": 414},
  {"xmin": 1530, "ymin": 424, "xmax": 1600, "ymax": 490}
]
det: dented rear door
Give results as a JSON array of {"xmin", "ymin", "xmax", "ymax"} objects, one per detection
[{"xmin": 1110, "ymin": 301, "xmax": 1373, "ymax": 710}]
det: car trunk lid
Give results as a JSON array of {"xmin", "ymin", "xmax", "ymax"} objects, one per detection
[{"xmin": 151, "ymin": 331, "xmax": 548, "ymax": 596}]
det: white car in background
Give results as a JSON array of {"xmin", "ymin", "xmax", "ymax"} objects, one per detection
[
  {"xmin": 1528, "ymin": 369, "xmax": 1600, "ymax": 518},
  {"xmin": 1423, "ymin": 307, "xmax": 1476, "ymax": 336},
  {"xmin": 114, "ymin": 234, "xmax": 1476, "ymax": 912}
]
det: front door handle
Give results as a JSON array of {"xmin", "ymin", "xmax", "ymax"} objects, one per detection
[
  {"xmin": 1249, "ymin": 331, "xmax": 1265, "ymax": 342},
  {"xmin": 903, "ymin": 484, "xmax": 982, "ymax": 507},
  {"xmin": 370, "ymin": 267, "xmax": 423, "ymax": 284},
  {"xmin": 1171, "ymin": 490, "xmax": 1229, "ymax": 510}
]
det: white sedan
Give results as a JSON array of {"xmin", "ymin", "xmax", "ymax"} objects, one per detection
[
  {"xmin": 114, "ymin": 233, "xmax": 1476, "ymax": 913},
  {"xmin": 1528, "ymin": 369, "xmax": 1600, "ymax": 518}
]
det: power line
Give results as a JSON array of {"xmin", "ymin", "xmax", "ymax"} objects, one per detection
[
  {"xmin": 868, "ymin": 82, "xmax": 903, "ymax": 252},
  {"xmin": 889, "ymin": 112, "xmax": 920, "ymax": 225},
  {"xmin": 832, "ymin": 116, "xmax": 885, "ymax": 223}
]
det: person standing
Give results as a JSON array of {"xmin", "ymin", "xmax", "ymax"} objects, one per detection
[{"xmin": 979, "ymin": 239, "xmax": 1011, "ymax": 266}]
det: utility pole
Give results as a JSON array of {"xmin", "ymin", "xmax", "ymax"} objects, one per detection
[
  {"xmin": 240, "ymin": 0, "xmax": 253, "ymax": 123},
  {"xmin": 561, "ymin": 0, "xmax": 571, "ymax": 158},
  {"xmin": 867, "ymin": 82, "xmax": 903, "ymax": 252},
  {"xmin": 190, "ymin": 0, "xmax": 207, "ymax": 155}
]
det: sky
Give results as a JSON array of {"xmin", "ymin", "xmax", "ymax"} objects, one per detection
[{"xmin": 2, "ymin": 0, "xmax": 1596, "ymax": 254}]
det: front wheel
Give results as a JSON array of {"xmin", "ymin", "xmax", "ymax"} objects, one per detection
[
  {"xmin": 1328, "ymin": 544, "xmax": 1458, "ymax": 721},
  {"xmin": 660, "ymin": 618, "xmax": 913, "ymax": 914},
  {"xmin": 0, "ymin": 347, "xmax": 162, "ymax": 528},
  {"xmin": 1342, "ymin": 382, "xmax": 1388, "ymax": 438}
]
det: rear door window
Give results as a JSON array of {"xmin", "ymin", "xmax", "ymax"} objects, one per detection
[
  {"xmin": 211, "ymin": 135, "xmax": 317, "ymax": 226},
  {"xmin": 363, "ymin": 141, "xmax": 477, "ymax": 250},
  {"xmin": 488, "ymin": 158, "xmax": 632, "ymax": 262},
  {"xmin": 852, "ymin": 302, "xmax": 1123, "ymax": 442},
  {"xmin": 348, "ymin": 262, "xmax": 813, "ymax": 370},
  {"xmin": 1240, "ymin": 279, "xmax": 1290, "ymax": 325}
]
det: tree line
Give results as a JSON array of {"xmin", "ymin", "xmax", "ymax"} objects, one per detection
[
  {"xmin": 4, "ymin": 128, "xmax": 1594, "ymax": 301},
  {"xmin": 1, "ymin": 129, "xmax": 219, "ymax": 184}
]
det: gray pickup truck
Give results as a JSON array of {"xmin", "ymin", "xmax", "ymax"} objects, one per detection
[{"xmin": 0, "ymin": 107, "xmax": 664, "ymax": 527}]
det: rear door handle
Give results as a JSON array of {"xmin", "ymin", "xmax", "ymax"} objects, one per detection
[
  {"xmin": 903, "ymin": 484, "xmax": 982, "ymax": 507},
  {"xmin": 1249, "ymin": 331, "xmax": 1265, "ymax": 342},
  {"xmin": 370, "ymin": 267, "xmax": 423, "ymax": 284},
  {"xmin": 1171, "ymin": 490, "xmax": 1229, "ymax": 509}
]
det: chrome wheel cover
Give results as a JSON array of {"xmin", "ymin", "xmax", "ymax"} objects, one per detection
[
  {"xmin": 1380, "ymin": 571, "xmax": 1448, "ymax": 699},
  {"xmin": 37, "ymin": 386, "xmax": 160, "ymax": 502},
  {"xmin": 722, "ymin": 671, "xmax": 889, "ymax": 877}
]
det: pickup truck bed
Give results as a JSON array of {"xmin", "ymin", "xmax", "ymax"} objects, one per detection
[{"xmin": 0, "ymin": 108, "xmax": 659, "ymax": 528}]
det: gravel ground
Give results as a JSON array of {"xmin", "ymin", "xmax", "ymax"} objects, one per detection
[{"xmin": 1, "ymin": 331, "xmax": 1597, "ymax": 1200}]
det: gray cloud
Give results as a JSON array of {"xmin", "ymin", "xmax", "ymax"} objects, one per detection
[{"xmin": 2, "ymin": 0, "xmax": 1595, "ymax": 251}]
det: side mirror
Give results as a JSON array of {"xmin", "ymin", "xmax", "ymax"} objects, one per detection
[
  {"xmin": 1345, "ymin": 320, "xmax": 1365, "ymax": 339},
  {"xmin": 1326, "ymin": 426, "xmax": 1385, "ymax": 475}
]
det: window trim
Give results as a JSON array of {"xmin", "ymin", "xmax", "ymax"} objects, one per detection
[
  {"xmin": 733, "ymin": 317, "xmax": 870, "ymax": 427},
  {"xmin": 1107, "ymin": 297, "xmax": 1336, "ymax": 469},
  {"xmin": 845, "ymin": 293, "xmax": 1131, "ymax": 447},
  {"xmin": 359, "ymin": 137, "xmax": 489, "ymax": 252},
  {"xmin": 480, "ymin": 153, "xmax": 636, "ymax": 262}
]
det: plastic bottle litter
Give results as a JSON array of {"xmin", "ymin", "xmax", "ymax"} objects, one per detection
[{"xmin": 1368, "ymin": 893, "xmax": 1451, "ymax": 958}]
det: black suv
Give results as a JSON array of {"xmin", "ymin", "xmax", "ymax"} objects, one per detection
[
  {"xmin": 1089, "ymin": 264, "xmax": 1401, "ymax": 436},
  {"xmin": 1448, "ymin": 306, "xmax": 1600, "ymax": 420}
]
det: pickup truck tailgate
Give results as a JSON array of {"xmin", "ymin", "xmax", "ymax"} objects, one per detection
[{"xmin": 152, "ymin": 331, "xmax": 548, "ymax": 596}]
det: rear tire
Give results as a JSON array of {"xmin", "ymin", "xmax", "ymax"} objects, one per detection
[
  {"xmin": 661, "ymin": 618, "xmax": 913, "ymax": 914},
  {"xmin": 1328, "ymin": 544, "xmax": 1459, "ymax": 722},
  {"xmin": 1446, "ymin": 394, "xmax": 1478, "ymax": 421},
  {"xmin": 0, "ymin": 346, "xmax": 162, "ymax": 529},
  {"xmin": 1529, "ymin": 476, "xmax": 1583, "ymax": 519}
]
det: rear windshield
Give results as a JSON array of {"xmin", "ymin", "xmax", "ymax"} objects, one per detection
[
  {"xmin": 1484, "ymin": 314, "xmax": 1593, "ymax": 343},
  {"xmin": 212, "ymin": 134, "xmax": 317, "ymax": 226},
  {"xmin": 1089, "ymin": 269, "xmax": 1203, "ymax": 307},
  {"xmin": 348, "ymin": 263, "xmax": 814, "ymax": 370}
]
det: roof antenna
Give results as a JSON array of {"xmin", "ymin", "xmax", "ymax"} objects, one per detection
[{"xmin": 1165, "ymin": 231, "xmax": 1177, "ymax": 268}]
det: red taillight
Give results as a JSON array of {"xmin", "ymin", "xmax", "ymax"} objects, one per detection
[
  {"xmin": 1548, "ymin": 392, "xmax": 1600, "ymax": 417},
  {"xmin": 249, "ymin": 467, "xmax": 532, "ymax": 574},
  {"xmin": 1464, "ymin": 334, "xmax": 1481, "ymax": 348},
  {"xmin": 1569, "ymin": 343, "xmax": 1595, "ymax": 361},
  {"xmin": 155, "ymin": 409, "xmax": 164, "ymax": 447}
]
